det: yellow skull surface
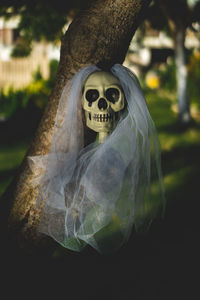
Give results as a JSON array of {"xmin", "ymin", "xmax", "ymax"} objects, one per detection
[{"xmin": 82, "ymin": 71, "xmax": 125, "ymax": 137}]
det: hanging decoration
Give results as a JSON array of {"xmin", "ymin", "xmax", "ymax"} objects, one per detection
[{"xmin": 28, "ymin": 64, "xmax": 165, "ymax": 254}]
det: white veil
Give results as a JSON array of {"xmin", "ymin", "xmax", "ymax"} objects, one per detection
[{"xmin": 28, "ymin": 64, "xmax": 165, "ymax": 253}]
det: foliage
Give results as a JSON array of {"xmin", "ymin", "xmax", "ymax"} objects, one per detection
[
  {"xmin": 47, "ymin": 59, "xmax": 59, "ymax": 87},
  {"xmin": 151, "ymin": 0, "xmax": 200, "ymax": 26},
  {"xmin": 0, "ymin": 80, "xmax": 48, "ymax": 120},
  {"xmin": 0, "ymin": 0, "xmax": 91, "ymax": 56},
  {"xmin": 144, "ymin": 51, "xmax": 200, "ymax": 111},
  {"xmin": 0, "ymin": 58, "xmax": 59, "ymax": 195},
  {"xmin": 0, "ymin": 59, "xmax": 58, "ymax": 120},
  {"xmin": 11, "ymin": 36, "xmax": 33, "ymax": 57},
  {"xmin": 158, "ymin": 60, "xmax": 177, "ymax": 91}
]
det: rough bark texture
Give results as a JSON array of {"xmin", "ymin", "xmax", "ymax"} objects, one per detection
[{"xmin": 5, "ymin": 0, "xmax": 151, "ymax": 251}]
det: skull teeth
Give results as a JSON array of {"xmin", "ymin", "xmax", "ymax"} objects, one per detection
[{"xmin": 92, "ymin": 113, "xmax": 113, "ymax": 122}]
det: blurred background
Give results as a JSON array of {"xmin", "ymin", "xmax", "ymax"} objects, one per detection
[
  {"xmin": 0, "ymin": 0, "xmax": 200, "ymax": 298},
  {"xmin": 1, "ymin": 0, "xmax": 200, "ymax": 201}
]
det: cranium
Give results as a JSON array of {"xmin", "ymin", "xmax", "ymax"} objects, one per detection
[{"xmin": 82, "ymin": 71, "xmax": 125, "ymax": 143}]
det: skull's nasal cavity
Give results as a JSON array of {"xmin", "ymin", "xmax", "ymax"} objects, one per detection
[{"xmin": 98, "ymin": 98, "xmax": 108, "ymax": 110}]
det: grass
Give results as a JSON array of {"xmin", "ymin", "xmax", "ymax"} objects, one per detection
[
  {"xmin": 1, "ymin": 87, "xmax": 199, "ymax": 299},
  {"xmin": 0, "ymin": 88, "xmax": 200, "ymax": 211},
  {"xmin": 146, "ymin": 88, "xmax": 200, "ymax": 216},
  {"xmin": 0, "ymin": 139, "xmax": 30, "ymax": 196}
]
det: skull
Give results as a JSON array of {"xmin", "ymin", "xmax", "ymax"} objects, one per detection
[{"xmin": 82, "ymin": 71, "xmax": 125, "ymax": 141}]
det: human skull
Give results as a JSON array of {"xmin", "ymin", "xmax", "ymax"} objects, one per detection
[{"xmin": 82, "ymin": 71, "xmax": 125, "ymax": 136}]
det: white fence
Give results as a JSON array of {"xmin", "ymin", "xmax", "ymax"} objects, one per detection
[{"xmin": 0, "ymin": 56, "xmax": 49, "ymax": 89}]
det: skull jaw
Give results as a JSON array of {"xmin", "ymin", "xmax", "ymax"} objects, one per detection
[
  {"xmin": 86, "ymin": 118, "xmax": 114, "ymax": 132},
  {"xmin": 85, "ymin": 111, "xmax": 115, "ymax": 143}
]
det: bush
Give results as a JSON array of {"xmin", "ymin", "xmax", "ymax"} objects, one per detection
[
  {"xmin": 0, "ymin": 81, "xmax": 49, "ymax": 120},
  {"xmin": 158, "ymin": 59, "xmax": 176, "ymax": 91},
  {"xmin": 0, "ymin": 60, "xmax": 59, "ymax": 141},
  {"xmin": 0, "ymin": 59, "xmax": 59, "ymax": 120}
]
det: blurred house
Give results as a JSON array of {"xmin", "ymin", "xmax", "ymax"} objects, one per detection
[
  {"xmin": 124, "ymin": 25, "xmax": 200, "ymax": 79},
  {"xmin": 1, "ymin": 15, "xmax": 199, "ymax": 90},
  {"xmin": 0, "ymin": 16, "xmax": 60, "ymax": 89}
]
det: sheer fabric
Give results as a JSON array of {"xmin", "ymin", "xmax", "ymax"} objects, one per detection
[{"xmin": 28, "ymin": 64, "xmax": 165, "ymax": 253}]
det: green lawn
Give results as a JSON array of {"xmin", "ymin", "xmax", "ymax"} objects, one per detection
[{"xmin": 146, "ymin": 89, "xmax": 200, "ymax": 211}]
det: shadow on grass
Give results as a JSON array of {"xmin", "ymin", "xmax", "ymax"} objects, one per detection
[
  {"xmin": 0, "ymin": 168, "xmax": 18, "ymax": 194},
  {"xmin": 0, "ymin": 168, "xmax": 18, "ymax": 180},
  {"xmin": 0, "ymin": 105, "xmax": 41, "ymax": 144},
  {"xmin": 0, "ymin": 89, "xmax": 199, "ymax": 299},
  {"xmin": 44, "ymin": 127, "xmax": 200, "ymax": 298},
  {"xmin": 162, "ymin": 143, "xmax": 200, "ymax": 174},
  {"xmin": 1, "ymin": 139, "xmax": 198, "ymax": 299},
  {"xmin": 158, "ymin": 118, "xmax": 200, "ymax": 134}
]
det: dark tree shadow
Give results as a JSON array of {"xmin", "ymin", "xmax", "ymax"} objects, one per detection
[
  {"xmin": 1, "ymin": 102, "xmax": 200, "ymax": 299},
  {"xmin": 1, "ymin": 140, "xmax": 199, "ymax": 300}
]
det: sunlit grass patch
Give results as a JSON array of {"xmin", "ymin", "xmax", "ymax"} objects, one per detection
[
  {"xmin": 146, "ymin": 89, "xmax": 177, "ymax": 130},
  {"xmin": 145, "ymin": 88, "xmax": 200, "ymax": 212},
  {"xmin": 146, "ymin": 88, "xmax": 200, "ymax": 151},
  {"xmin": 159, "ymin": 127, "xmax": 200, "ymax": 152},
  {"xmin": 164, "ymin": 166, "xmax": 193, "ymax": 193}
]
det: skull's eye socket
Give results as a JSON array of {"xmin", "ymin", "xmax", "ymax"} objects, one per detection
[
  {"xmin": 105, "ymin": 88, "xmax": 120, "ymax": 104},
  {"xmin": 85, "ymin": 89, "xmax": 99, "ymax": 102}
]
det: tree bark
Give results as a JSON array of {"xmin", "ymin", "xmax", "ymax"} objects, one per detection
[{"xmin": 4, "ymin": 0, "xmax": 151, "ymax": 252}]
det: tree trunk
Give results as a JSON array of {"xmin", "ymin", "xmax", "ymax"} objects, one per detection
[
  {"xmin": 174, "ymin": 25, "xmax": 191, "ymax": 123},
  {"xmin": 3, "ymin": 0, "xmax": 151, "ymax": 252},
  {"xmin": 157, "ymin": 1, "xmax": 191, "ymax": 124}
]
